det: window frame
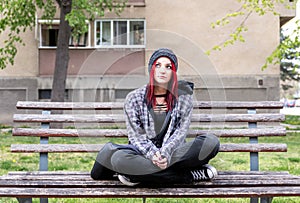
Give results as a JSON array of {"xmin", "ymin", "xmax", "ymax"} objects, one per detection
[
  {"xmin": 94, "ymin": 19, "xmax": 146, "ymax": 48},
  {"xmin": 38, "ymin": 19, "xmax": 91, "ymax": 49}
]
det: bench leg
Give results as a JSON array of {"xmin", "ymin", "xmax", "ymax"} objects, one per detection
[
  {"xmin": 40, "ymin": 198, "xmax": 48, "ymax": 203},
  {"xmin": 17, "ymin": 198, "xmax": 32, "ymax": 203},
  {"xmin": 17, "ymin": 198, "xmax": 48, "ymax": 203},
  {"xmin": 250, "ymin": 197, "xmax": 273, "ymax": 203},
  {"xmin": 250, "ymin": 197, "xmax": 258, "ymax": 203},
  {"xmin": 142, "ymin": 197, "xmax": 146, "ymax": 203},
  {"xmin": 261, "ymin": 197, "xmax": 273, "ymax": 203}
]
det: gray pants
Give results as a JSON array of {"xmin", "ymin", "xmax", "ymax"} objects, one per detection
[{"xmin": 91, "ymin": 134, "xmax": 219, "ymax": 183}]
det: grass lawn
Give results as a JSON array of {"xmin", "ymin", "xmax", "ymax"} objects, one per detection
[{"xmin": 0, "ymin": 120, "xmax": 300, "ymax": 203}]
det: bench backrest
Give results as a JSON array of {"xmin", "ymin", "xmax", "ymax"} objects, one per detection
[{"xmin": 12, "ymin": 101, "xmax": 286, "ymax": 172}]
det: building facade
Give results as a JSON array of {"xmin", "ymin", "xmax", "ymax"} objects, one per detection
[{"xmin": 0, "ymin": 0, "xmax": 295, "ymax": 123}]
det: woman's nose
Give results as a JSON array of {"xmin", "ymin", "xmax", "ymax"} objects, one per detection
[{"xmin": 159, "ymin": 66, "xmax": 167, "ymax": 73}]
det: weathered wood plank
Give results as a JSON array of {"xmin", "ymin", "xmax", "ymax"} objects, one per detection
[
  {"xmin": 192, "ymin": 114, "xmax": 285, "ymax": 122},
  {"xmin": 6, "ymin": 174, "xmax": 296, "ymax": 182},
  {"xmin": 0, "ymin": 186, "xmax": 299, "ymax": 198},
  {"xmin": 2, "ymin": 172, "xmax": 299, "ymax": 182},
  {"xmin": 193, "ymin": 101, "xmax": 284, "ymax": 109},
  {"xmin": 5, "ymin": 172, "xmax": 296, "ymax": 180},
  {"xmin": 13, "ymin": 113, "xmax": 285, "ymax": 123},
  {"xmin": 12, "ymin": 127, "xmax": 286, "ymax": 138},
  {"xmin": 16, "ymin": 101, "xmax": 124, "ymax": 110},
  {"xmin": 6, "ymin": 171, "xmax": 291, "ymax": 176},
  {"xmin": 12, "ymin": 128, "xmax": 128, "ymax": 137},
  {"xmin": 0, "ymin": 177, "xmax": 299, "ymax": 187},
  {"xmin": 16, "ymin": 101, "xmax": 284, "ymax": 110},
  {"xmin": 10, "ymin": 143, "xmax": 287, "ymax": 153},
  {"xmin": 220, "ymin": 143, "xmax": 287, "ymax": 152},
  {"xmin": 13, "ymin": 114, "xmax": 125, "ymax": 123}
]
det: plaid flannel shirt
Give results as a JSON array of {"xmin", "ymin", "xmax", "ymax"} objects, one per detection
[{"xmin": 124, "ymin": 85, "xmax": 193, "ymax": 163}]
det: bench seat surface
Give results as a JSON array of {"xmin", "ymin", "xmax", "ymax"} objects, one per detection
[{"xmin": 0, "ymin": 171, "xmax": 300, "ymax": 198}]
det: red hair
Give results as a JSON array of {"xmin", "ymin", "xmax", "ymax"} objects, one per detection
[{"xmin": 146, "ymin": 59, "xmax": 178, "ymax": 111}]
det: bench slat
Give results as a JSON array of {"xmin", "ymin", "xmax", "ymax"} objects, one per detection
[
  {"xmin": 193, "ymin": 101, "xmax": 284, "ymax": 109},
  {"xmin": 13, "ymin": 113, "xmax": 285, "ymax": 123},
  {"xmin": 12, "ymin": 127, "xmax": 286, "ymax": 138},
  {"xmin": 16, "ymin": 101, "xmax": 284, "ymax": 110},
  {"xmin": 3, "ymin": 180, "xmax": 298, "ymax": 187},
  {"xmin": 7, "ymin": 171, "xmax": 291, "ymax": 176},
  {"xmin": 1, "ymin": 173, "xmax": 299, "ymax": 187},
  {"xmin": 16, "ymin": 101, "xmax": 124, "ymax": 110},
  {"xmin": 2, "ymin": 171, "xmax": 299, "ymax": 180},
  {"xmin": 10, "ymin": 143, "xmax": 287, "ymax": 153},
  {"xmin": 1, "ymin": 179, "xmax": 299, "ymax": 188},
  {"xmin": 13, "ymin": 114, "xmax": 125, "ymax": 123},
  {"xmin": 0, "ymin": 186, "xmax": 299, "ymax": 198}
]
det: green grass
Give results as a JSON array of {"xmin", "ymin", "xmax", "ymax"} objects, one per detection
[
  {"xmin": 0, "ymin": 126, "xmax": 300, "ymax": 203},
  {"xmin": 283, "ymin": 115, "xmax": 300, "ymax": 126}
]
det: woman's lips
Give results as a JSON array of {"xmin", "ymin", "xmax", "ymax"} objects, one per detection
[{"xmin": 158, "ymin": 76, "xmax": 166, "ymax": 79}]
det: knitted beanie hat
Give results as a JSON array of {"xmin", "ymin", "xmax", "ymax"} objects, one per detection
[{"xmin": 148, "ymin": 48, "xmax": 178, "ymax": 73}]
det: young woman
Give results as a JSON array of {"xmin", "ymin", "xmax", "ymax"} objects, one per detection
[{"xmin": 91, "ymin": 48, "xmax": 220, "ymax": 186}]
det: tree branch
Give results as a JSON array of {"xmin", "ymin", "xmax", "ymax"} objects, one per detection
[{"xmin": 215, "ymin": 11, "xmax": 253, "ymax": 50}]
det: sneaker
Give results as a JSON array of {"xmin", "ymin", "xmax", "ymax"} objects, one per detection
[
  {"xmin": 118, "ymin": 175, "xmax": 140, "ymax": 186},
  {"xmin": 190, "ymin": 164, "xmax": 218, "ymax": 181}
]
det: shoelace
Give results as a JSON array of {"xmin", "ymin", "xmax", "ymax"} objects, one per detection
[{"xmin": 191, "ymin": 169, "xmax": 209, "ymax": 180}]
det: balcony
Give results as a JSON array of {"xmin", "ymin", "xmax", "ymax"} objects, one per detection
[{"xmin": 276, "ymin": 0, "xmax": 297, "ymax": 25}]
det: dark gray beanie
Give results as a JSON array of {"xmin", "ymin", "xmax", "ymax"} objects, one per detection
[{"xmin": 148, "ymin": 48, "xmax": 178, "ymax": 73}]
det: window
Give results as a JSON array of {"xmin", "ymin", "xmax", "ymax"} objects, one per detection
[
  {"xmin": 39, "ymin": 20, "xmax": 91, "ymax": 48},
  {"xmin": 95, "ymin": 19, "xmax": 145, "ymax": 48}
]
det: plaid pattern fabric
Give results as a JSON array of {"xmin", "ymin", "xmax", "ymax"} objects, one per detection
[{"xmin": 124, "ymin": 85, "xmax": 193, "ymax": 163}]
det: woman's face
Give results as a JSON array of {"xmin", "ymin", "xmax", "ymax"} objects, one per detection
[{"xmin": 154, "ymin": 57, "xmax": 173, "ymax": 86}]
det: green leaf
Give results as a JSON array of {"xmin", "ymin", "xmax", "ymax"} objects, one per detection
[{"xmin": 0, "ymin": 0, "xmax": 127, "ymax": 69}]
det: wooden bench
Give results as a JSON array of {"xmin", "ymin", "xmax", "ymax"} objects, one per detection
[{"xmin": 1, "ymin": 100, "xmax": 300, "ymax": 203}]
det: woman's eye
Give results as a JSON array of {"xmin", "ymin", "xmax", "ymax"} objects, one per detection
[
  {"xmin": 166, "ymin": 65, "xmax": 172, "ymax": 69},
  {"xmin": 155, "ymin": 64, "xmax": 161, "ymax": 68}
]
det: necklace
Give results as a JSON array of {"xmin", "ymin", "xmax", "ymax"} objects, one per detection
[
  {"xmin": 155, "ymin": 97, "xmax": 167, "ymax": 112},
  {"xmin": 156, "ymin": 96, "xmax": 166, "ymax": 105}
]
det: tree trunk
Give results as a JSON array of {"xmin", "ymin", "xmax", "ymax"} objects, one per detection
[{"xmin": 51, "ymin": 0, "xmax": 72, "ymax": 102}]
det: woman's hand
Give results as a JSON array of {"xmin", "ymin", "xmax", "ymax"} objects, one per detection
[{"xmin": 152, "ymin": 151, "xmax": 168, "ymax": 170}]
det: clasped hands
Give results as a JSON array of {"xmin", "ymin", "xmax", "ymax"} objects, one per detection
[{"xmin": 152, "ymin": 151, "xmax": 168, "ymax": 170}]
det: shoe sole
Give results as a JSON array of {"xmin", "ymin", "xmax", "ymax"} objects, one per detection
[
  {"xmin": 118, "ymin": 175, "xmax": 139, "ymax": 186},
  {"xmin": 203, "ymin": 164, "xmax": 218, "ymax": 180}
]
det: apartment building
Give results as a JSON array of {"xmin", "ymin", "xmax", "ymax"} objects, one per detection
[{"xmin": 0, "ymin": 0, "xmax": 295, "ymax": 123}]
